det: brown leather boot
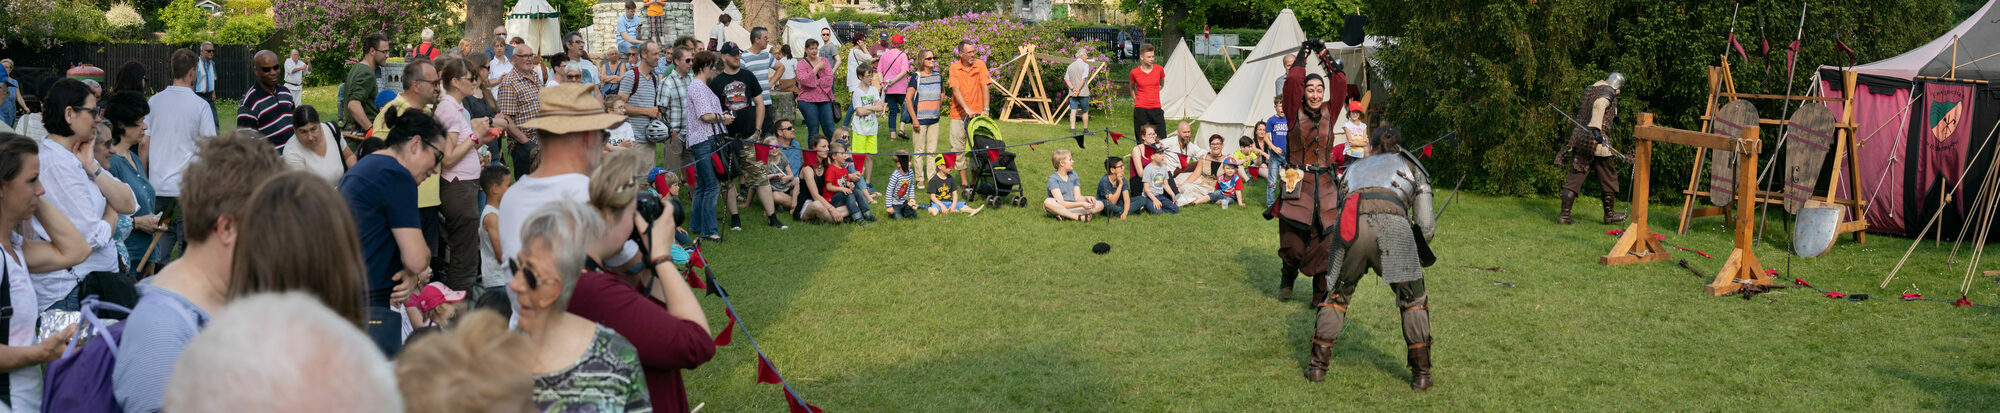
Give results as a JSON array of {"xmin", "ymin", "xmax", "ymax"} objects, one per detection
[
  {"xmin": 1310, "ymin": 291, "xmax": 1327, "ymax": 309},
  {"xmin": 1602, "ymin": 193, "xmax": 1628, "ymax": 224},
  {"xmin": 1279, "ymin": 287, "xmax": 1294, "ymax": 302},
  {"xmin": 1305, "ymin": 344, "xmax": 1332, "ymax": 382},
  {"xmin": 1408, "ymin": 345, "xmax": 1433, "ymax": 391},
  {"xmin": 1557, "ymin": 195, "xmax": 1576, "ymax": 225}
]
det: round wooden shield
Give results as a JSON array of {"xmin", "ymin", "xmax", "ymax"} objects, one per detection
[
  {"xmin": 1708, "ymin": 100, "xmax": 1759, "ymax": 206},
  {"xmin": 1782, "ymin": 104, "xmax": 1838, "ymax": 214}
]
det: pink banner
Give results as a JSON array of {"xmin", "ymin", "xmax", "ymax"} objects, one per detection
[{"xmin": 1920, "ymin": 81, "xmax": 1974, "ymax": 212}]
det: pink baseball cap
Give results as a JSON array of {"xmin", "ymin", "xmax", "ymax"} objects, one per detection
[{"xmin": 408, "ymin": 282, "xmax": 467, "ymax": 312}]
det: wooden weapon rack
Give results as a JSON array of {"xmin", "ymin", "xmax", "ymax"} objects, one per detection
[{"xmin": 1615, "ymin": 113, "xmax": 1773, "ymax": 296}]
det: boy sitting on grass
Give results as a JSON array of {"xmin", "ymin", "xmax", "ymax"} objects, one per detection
[
  {"xmin": 1143, "ymin": 151, "xmax": 1180, "ymax": 214},
  {"xmin": 1044, "ymin": 149, "xmax": 1104, "ymax": 221},
  {"xmin": 1097, "ymin": 157, "xmax": 1144, "ymax": 219},
  {"xmin": 885, "ymin": 150, "xmax": 920, "ymax": 220},
  {"xmin": 927, "ymin": 157, "xmax": 983, "ymax": 216}
]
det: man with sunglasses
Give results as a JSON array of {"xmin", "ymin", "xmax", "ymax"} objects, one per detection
[
  {"xmin": 195, "ymin": 42, "xmax": 218, "ymax": 114},
  {"xmin": 498, "ymin": 42, "xmax": 556, "ymax": 179},
  {"xmin": 237, "ymin": 50, "xmax": 297, "ymax": 149},
  {"xmin": 343, "ymin": 34, "xmax": 392, "ymax": 134},
  {"xmin": 659, "ymin": 46, "xmax": 694, "ymax": 174}
]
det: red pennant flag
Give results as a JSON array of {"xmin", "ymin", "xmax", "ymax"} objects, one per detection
[
  {"xmin": 801, "ymin": 150, "xmax": 820, "ymax": 170},
  {"xmin": 1177, "ymin": 154, "xmax": 1188, "ymax": 167},
  {"xmin": 711, "ymin": 153, "xmax": 726, "ymax": 175},
  {"xmin": 1954, "ymin": 297, "xmax": 1974, "ymax": 307},
  {"xmin": 1901, "ymin": 293, "xmax": 1924, "ymax": 300},
  {"xmin": 1605, "ymin": 229, "xmax": 1621, "ymax": 236},
  {"xmin": 683, "ymin": 166, "xmax": 698, "ymax": 189},
  {"xmin": 757, "ymin": 354, "xmax": 783, "ymax": 384},
  {"xmin": 683, "ymin": 269, "xmax": 706, "ymax": 290},
  {"xmin": 1696, "ymin": 251, "xmax": 1712, "ymax": 259},
  {"xmin": 690, "ymin": 244, "xmax": 708, "ymax": 269},
  {"xmin": 1246, "ymin": 166, "xmax": 1260, "ymax": 179},
  {"xmin": 853, "ymin": 154, "xmax": 868, "ymax": 170},
  {"xmin": 785, "ymin": 389, "xmax": 825, "ymax": 413},
  {"xmin": 1823, "ymin": 291, "xmax": 1847, "ymax": 299},
  {"xmin": 987, "ymin": 149, "xmax": 1000, "ymax": 163},
  {"xmin": 714, "ymin": 308, "xmax": 737, "ymax": 345},
  {"xmin": 1728, "ymin": 33, "xmax": 1749, "ymax": 62},
  {"xmin": 942, "ymin": 153, "xmax": 957, "ymax": 169},
  {"xmin": 1652, "ymin": 234, "xmax": 1666, "ymax": 241},
  {"xmin": 1763, "ymin": 269, "xmax": 1779, "ymax": 276},
  {"xmin": 1792, "ymin": 277, "xmax": 1810, "ymax": 287},
  {"xmin": 1110, "ymin": 132, "xmax": 1123, "ymax": 144},
  {"xmin": 756, "ymin": 144, "xmax": 772, "ymax": 163},
  {"xmin": 1422, "ymin": 145, "xmax": 1432, "ymax": 158}
]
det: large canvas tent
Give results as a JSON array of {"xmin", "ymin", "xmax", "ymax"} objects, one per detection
[
  {"xmin": 1160, "ymin": 38, "xmax": 1217, "ymax": 120},
  {"xmin": 1821, "ymin": 0, "xmax": 2000, "ymax": 237},
  {"xmin": 1191, "ymin": 9, "xmax": 1329, "ymax": 158},
  {"xmin": 694, "ymin": 0, "xmax": 750, "ymax": 49},
  {"xmin": 784, "ymin": 18, "xmax": 838, "ymax": 58},
  {"xmin": 506, "ymin": 0, "xmax": 562, "ymax": 55}
]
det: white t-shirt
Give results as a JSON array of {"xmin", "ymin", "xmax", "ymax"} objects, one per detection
[
  {"xmin": 607, "ymin": 122, "xmax": 635, "ymax": 147},
  {"xmin": 147, "ymin": 86, "xmax": 218, "ymax": 197},
  {"xmin": 846, "ymin": 48, "xmax": 874, "ymax": 94},
  {"xmin": 498, "ymin": 173, "xmax": 591, "ymax": 260},
  {"xmin": 488, "ymin": 56, "xmax": 515, "ymax": 99},
  {"xmin": 852, "ymin": 85, "xmax": 882, "ymax": 136},
  {"xmin": 284, "ymin": 57, "xmax": 308, "ymax": 86},
  {"xmin": 4, "ymin": 234, "xmax": 43, "ymax": 412},
  {"xmin": 283, "ymin": 124, "xmax": 348, "ymax": 184},
  {"xmin": 777, "ymin": 58, "xmax": 799, "ymax": 81},
  {"xmin": 479, "ymin": 205, "xmax": 507, "ymax": 288},
  {"xmin": 709, "ymin": 24, "xmax": 728, "ymax": 46}
]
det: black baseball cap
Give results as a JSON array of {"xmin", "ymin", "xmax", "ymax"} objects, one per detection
[{"xmin": 718, "ymin": 42, "xmax": 742, "ymax": 55}]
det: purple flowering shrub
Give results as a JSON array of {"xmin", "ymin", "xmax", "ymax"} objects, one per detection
[
  {"xmin": 275, "ymin": 0, "xmax": 402, "ymax": 84},
  {"xmin": 896, "ymin": 12, "xmax": 1114, "ymax": 115}
]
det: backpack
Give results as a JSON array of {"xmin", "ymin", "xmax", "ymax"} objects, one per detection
[{"xmin": 43, "ymin": 294, "xmax": 199, "ymax": 412}]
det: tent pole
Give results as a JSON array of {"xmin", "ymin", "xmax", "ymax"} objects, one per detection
[{"xmin": 1882, "ymin": 115, "xmax": 2000, "ymax": 288}]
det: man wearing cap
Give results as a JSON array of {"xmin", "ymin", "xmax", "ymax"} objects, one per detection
[
  {"xmin": 877, "ymin": 34, "xmax": 913, "ymax": 141},
  {"xmin": 500, "ymin": 83, "xmax": 623, "ymax": 276},
  {"xmin": 709, "ymin": 42, "xmax": 774, "ymax": 233}
]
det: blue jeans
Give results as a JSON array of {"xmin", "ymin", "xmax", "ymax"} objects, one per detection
[
  {"xmin": 1146, "ymin": 196, "xmax": 1179, "ymax": 214},
  {"xmin": 799, "ymin": 101, "xmax": 836, "ymax": 140},
  {"xmin": 884, "ymin": 94, "xmax": 907, "ymax": 134},
  {"xmin": 366, "ymin": 305, "xmax": 404, "ymax": 358},
  {"xmin": 1265, "ymin": 157, "xmax": 1284, "ymax": 208},
  {"xmin": 690, "ymin": 140, "xmax": 721, "ymax": 237}
]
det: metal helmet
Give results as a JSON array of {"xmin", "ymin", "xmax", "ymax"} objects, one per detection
[{"xmin": 1605, "ymin": 72, "xmax": 1627, "ymax": 91}]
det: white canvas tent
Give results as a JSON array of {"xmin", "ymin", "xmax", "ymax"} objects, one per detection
[
  {"xmin": 1193, "ymin": 9, "xmax": 1328, "ymax": 157},
  {"xmin": 695, "ymin": 0, "xmax": 750, "ymax": 48},
  {"xmin": 506, "ymin": 0, "xmax": 563, "ymax": 55},
  {"xmin": 1161, "ymin": 38, "xmax": 1217, "ymax": 120},
  {"xmin": 784, "ymin": 18, "xmax": 839, "ymax": 57}
]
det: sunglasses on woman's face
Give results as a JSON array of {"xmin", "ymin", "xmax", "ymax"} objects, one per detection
[{"xmin": 509, "ymin": 258, "xmax": 541, "ymax": 289}]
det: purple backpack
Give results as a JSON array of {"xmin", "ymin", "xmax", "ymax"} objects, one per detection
[{"xmin": 43, "ymin": 294, "xmax": 197, "ymax": 412}]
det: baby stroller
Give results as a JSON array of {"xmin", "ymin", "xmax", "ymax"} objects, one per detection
[{"xmin": 966, "ymin": 117, "xmax": 1027, "ymax": 208}]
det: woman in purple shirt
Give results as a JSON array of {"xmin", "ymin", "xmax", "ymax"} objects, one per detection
[{"xmin": 796, "ymin": 39, "xmax": 837, "ymax": 141}]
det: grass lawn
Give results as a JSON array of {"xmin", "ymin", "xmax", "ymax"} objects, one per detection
[{"xmin": 277, "ymin": 86, "xmax": 1998, "ymax": 411}]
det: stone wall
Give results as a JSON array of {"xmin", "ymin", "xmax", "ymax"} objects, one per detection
[{"xmin": 586, "ymin": 1, "xmax": 692, "ymax": 59}]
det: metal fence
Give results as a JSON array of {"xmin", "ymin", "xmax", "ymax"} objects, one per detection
[{"xmin": 1, "ymin": 41, "xmax": 279, "ymax": 108}]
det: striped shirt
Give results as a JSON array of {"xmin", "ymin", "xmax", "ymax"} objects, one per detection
[
  {"xmin": 236, "ymin": 84, "xmax": 297, "ymax": 147},
  {"xmin": 660, "ymin": 71, "xmax": 691, "ymax": 137},
  {"xmin": 619, "ymin": 66, "xmax": 664, "ymax": 141},
  {"xmin": 741, "ymin": 51, "xmax": 775, "ymax": 105},
  {"xmin": 498, "ymin": 69, "xmax": 546, "ymax": 142},
  {"xmin": 911, "ymin": 70, "xmax": 943, "ymax": 125}
]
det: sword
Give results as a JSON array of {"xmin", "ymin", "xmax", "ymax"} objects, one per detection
[{"xmin": 1546, "ymin": 103, "xmax": 1632, "ymax": 163}]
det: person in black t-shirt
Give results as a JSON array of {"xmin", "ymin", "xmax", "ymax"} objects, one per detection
[
  {"xmin": 707, "ymin": 42, "xmax": 770, "ymax": 231},
  {"xmin": 925, "ymin": 157, "xmax": 980, "ymax": 216}
]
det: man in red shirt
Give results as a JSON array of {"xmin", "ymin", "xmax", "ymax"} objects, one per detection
[{"xmin": 1128, "ymin": 44, "xmax": 1166, "ymax": 140}]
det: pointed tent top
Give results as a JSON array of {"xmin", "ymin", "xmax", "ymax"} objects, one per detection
[
  {"xmin": 1848, "ymin": 0, "xmax": 2000, "ymax": 80},
  {"xmin": 1162, "ymin": 38, "xmax": 1218, "ymax": 120},
  {"xmin": 1196, "ymin": 9, "xmax": 1326, "ymax": 127}
]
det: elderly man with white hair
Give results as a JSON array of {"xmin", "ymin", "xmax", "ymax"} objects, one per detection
[{"xmin": 163, "ymin": 293, "xmax": 403, "ymax": 412}]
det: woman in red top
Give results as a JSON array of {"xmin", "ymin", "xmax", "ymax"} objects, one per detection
[
  {"xmin": 1128, "ymin": 44, "xmax": 1166, "ymax": 140},
  {"xmin": 794, "ymin": 136, "xmax": 847, "ymax": 223}
]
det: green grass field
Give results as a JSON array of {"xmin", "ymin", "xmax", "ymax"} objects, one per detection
[{"xmin": 284, "ymin": 87, "xmax": 1999, "ymax": 411}]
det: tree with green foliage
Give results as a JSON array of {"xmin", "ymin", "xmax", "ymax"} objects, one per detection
[
  {"xmin": 1364, "ymin": 0, "xmax": 1958, "ymax": 198},
  {"xmin": 1115, "ymin": 0, "xmax": 1358, "ymax": 54}
]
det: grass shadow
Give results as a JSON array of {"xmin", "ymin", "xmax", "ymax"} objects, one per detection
[
  {"xmin": 817, "ymin": 345, "xmax": 1128, "ymax": 411},
  {"xmin": 1871, "ymin": 365, "xmax": 2000, "ymax": 412}
]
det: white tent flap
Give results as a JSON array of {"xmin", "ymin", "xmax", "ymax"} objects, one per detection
[
  {"xmin": 506, "ymin": 0, "xmax": 562, "ymax": 55},
  {"xmin": 1193, "ymin": 9, "xmax": 1329, "ymax": 157},
  {"xmin": 1161, "ymin": 38, "xmax": 1218, "ymax": 120}
]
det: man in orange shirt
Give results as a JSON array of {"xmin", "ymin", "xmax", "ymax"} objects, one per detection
[{"xmin": 948, "ymin": 40, "xmax": 990, "ymax": 190}]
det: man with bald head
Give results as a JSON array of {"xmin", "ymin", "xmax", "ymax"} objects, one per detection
[
  {"xmin": 237, "ymin": 50, "xmax": 298, "ymax": 148},
  {"xmin": 498, "ymin": 41, "xmax": 552, "ymax": 179}
]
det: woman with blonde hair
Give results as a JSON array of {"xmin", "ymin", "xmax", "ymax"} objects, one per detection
[{"xmin": 395, "ymin": 310, "xmax": 535, "ymax": 413}]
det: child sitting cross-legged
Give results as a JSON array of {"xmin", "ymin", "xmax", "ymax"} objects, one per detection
[
  {"xmin": 885, "ymin": 150, "xmax": 920, "ymax": 219},
  {"xmin": 1043, "ymin": 149, "xmax": 1105, "ymax": 221},
  {"xmin": 927, "ymin": 156, "xmax": 983, "ymax": 216},
  {"xmin": 1096, "ymin": 156, "xmax": 1145, "ymax": 219}
]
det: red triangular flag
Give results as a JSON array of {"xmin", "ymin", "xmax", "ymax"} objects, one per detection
[
  {"xmin": 1792, "ymin": 277, "xmax": 1811, "ymax": 287},
  {"xmin": 1177, "ymin": 154, "xmax": 1188, "ymax": 167},
  {"xmin": 1422, "ymin": 145, "xmax": 1432, "ymax": 158},
  {"xmin": 683, "ymin": 166, "xmax": 698, "ymax": 189},
  {"xmin": 853, "ymin": 154, "xmax": 868, "ymax": 171},
  {"xmin": 683, "ymin": 269, "xmax": 706, "ymax": 290},
  {"xmin": 1823, "ymin": 291, "xmax": 1847, "ymax": 299},
  {"xmin": 690, "ymin": 244, "xmax": 708, "ymax": 269},
  {"xmin": 785, "ymin": 389, "xmax": 824, "ymax": 413},
  {"xmin": 755, "ymin": 144, "xmax": 772, "ymax": 163},
  {"xmin": 987, "ymin": 149, "xmax": 1000, "ymax": 163},
  {"xmin": 756, "ymin": 354, "xmax": 782, "ymax": 384},
  {"xmin": 1954, "ymin": 297, "xmax": 1974, "ymax": 307},
  {"xmin": 711, "ymin": 153, "xmax": 726, "ymax": 175},
  {"xmin": 1110, "ymin": 132, "xmax": 1123, "ymax": 144},
  {"xmin": 1763, "ymin": 269, "xmax": 1779, "ymax": 276},
  {"xmin": 942, "ymin": 153, "xmax": 957, "ymax": 169},
  {"xmin": 714, "ymin": 307, "xmax": 737, "ymax": 345},
  {"xmin": 1902, "ymin": 293, "xmax": 1924, "ymax": 300}
]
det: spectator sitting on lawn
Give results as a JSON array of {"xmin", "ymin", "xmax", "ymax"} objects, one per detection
[
  {"xmin": 1044, "ymin": 149, "xmax": 1104, "ymax": 221},
  {"xmin": 1177, "ymin": 134, "xmax": 1229, "ymax": 206},
  {"xmin": 1143, "ymin": 150, "xmax": 1179, "ymax": 215},
  {"xmin": 793, "ymin": 135, "xmax": 848, "ymax": 224},
  {"xmin": 927, "ymin": 156, "xmax": 982, "ymax": 216},
  {"xmin": 823, "ymin": 141, "xmax": 875, "ymax": 223},
  {"xmin": 1097, "ymin": 156, "xmax": 1143, "ymax": 219},
  {"xmin": 1128, "ymin": 123, "xmax": 1163, "ymax": 178},
  {"xmin": 1192, "ymin": 163, "xmax": 1245, "ymax": 210},
  {"xmin": 1231, "ymin": 136, "xmax": 1265, "ymax": 176},
  {"xmin": 765, "ymin": 133, "xmax": 800, "ymax": 213},
  {"xmin": 885, "ymin": 150, "xmax": 919, "ymax": 220}
]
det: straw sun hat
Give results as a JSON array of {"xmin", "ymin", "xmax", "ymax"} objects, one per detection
[{"xmin": 520, "ymin": 83, "xmax": 625, "ymax": 134}]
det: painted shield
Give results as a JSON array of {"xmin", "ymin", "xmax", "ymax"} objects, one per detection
[
  {"xmin": 1708, "ymin": 100, "xmax": 1759, "ymax": 206},
  {"xmin": 1793, "ymin": 206, "xmax": 1841, "ymax": 258},
  {"xmin": 1782, "ymin": 104, "xmax": 1838, "ymax": 214}
]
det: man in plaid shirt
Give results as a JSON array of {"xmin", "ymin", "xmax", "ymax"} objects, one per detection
[
  {"xmin": 659, "ymin": 46, "xmax": 693, "ymax": 173},
  {"xmin": 498, "ymin": 43, "xmax": 549, "ymax": 179}
]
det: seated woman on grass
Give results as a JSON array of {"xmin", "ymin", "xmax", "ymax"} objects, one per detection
[
  {"xmin": 1128, "ymin": 123, "xmax": 1164, "ymax": 179},
  {"xmin": 1176, "ymin": 134, "xmax": 1229, "ymax": 206},
  {"xmin": 927, "ymin": 156, "xmax": 983, "ymax": 216},
  {"xmin": 792, "ymin": 135, "xmax": 848, "ymax": 224},
  {"xmin": 1043, "ymin": 149, "xmax": 1105, "ymax": 221}
]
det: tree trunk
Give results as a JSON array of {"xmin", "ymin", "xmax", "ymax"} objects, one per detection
[
  {"xmin": 743, "ymin": 0, "xmax": 783, "ymax": 41},
  {"xmin": 465, "ymin": 0, "xmax": 506, "ymax": 57},
  {"xmin": 1161, "ymin": 3, "xmax": 1187, "ymax": 57}
]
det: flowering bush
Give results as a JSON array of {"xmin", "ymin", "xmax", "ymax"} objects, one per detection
[
  {"xmin": 275, "ymin": 0, "xmax": 402, "ymax": 85},
  {"xmin": 0, "ymin": 0, "xmax": 109, "ymax": 48},
  {"xmin": 106, "ymin": 3, "xmax": 148, "ymax": 40},
  {"xmin": 894, "ymin": 12, "xmax": 1113, "ymax": 118}
]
